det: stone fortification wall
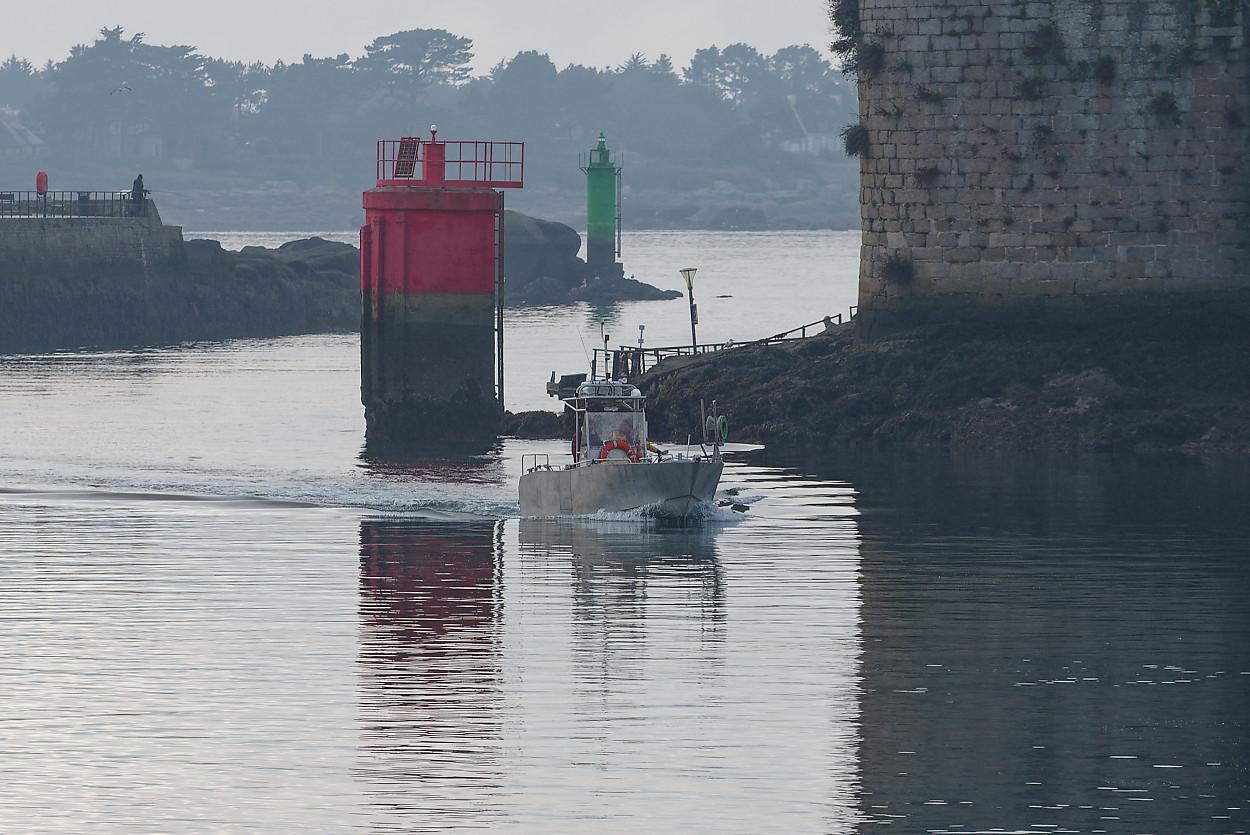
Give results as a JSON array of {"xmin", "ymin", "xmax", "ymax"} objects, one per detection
[
  {"xmin": 0, "ymin": 203, "xmax": 183, "ymax": 268},
  {"xmin": 852, "ymin": 0, "xmax": 1250, "ymax": 323}
]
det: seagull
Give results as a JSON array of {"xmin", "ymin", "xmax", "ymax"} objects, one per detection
[{"xmin": 109, "ymin": 83, "xmax": 132, "ymax": 95}]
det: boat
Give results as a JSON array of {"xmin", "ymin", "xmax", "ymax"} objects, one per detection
[{"xmin": 519, "ymin": 379, "xmax": 724, "ymax": 519}]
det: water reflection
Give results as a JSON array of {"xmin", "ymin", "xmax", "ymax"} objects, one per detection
[
  {"xmin": 509, "ymin": 519, "xmax": 794, "ymax": 831},
  {"xmin": 582, "ymin": 304, "xmax": 623, "ymax": 329},
  {"xmin": 355, "ymin": 511, "xmax": 851, "ymax": 832},
  {"xmin": 360, "ymin": 437, "xmax": 508, "ymax": 464},
  {"xmin": 838, "ymin": 452, "xmax": 1250, "ymax": 833},
  {"xmin": 357, "ymin": 518, "xmax": 505, "ymax": 831},
  {"xmin": 357, "ymin": 445, "xmax": 507, "ymax": 485},
  {"xmin": 354, "ymin": 445, "xmax": 515, "ymax": 515},
  {"xmin": 520, "ymin": 519, "xmax": 726, "ymax": 684}
]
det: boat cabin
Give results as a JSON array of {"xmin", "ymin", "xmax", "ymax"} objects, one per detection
[{"xmin": 565, "ymin": 381, "xmax": 648, "ymax": 464}]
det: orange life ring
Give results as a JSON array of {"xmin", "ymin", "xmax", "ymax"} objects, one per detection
[{"xmin": 597, "ymin": 439, "xmax": 638, "ymax": 462}]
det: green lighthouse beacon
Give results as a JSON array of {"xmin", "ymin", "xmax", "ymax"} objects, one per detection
[{"xmin": 580, "ymin": 132, "xmax": 624, "ymax": 279}]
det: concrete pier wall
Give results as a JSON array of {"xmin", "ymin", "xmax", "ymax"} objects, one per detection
[
  {"xmin": 0, "ymin": 202, "xmax": 183, "ymax": 267},
  {"xmin": 0, "ymin": 204, "xmax": 358, "ymax": 353}
]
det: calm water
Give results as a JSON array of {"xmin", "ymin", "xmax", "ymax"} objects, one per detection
[{"xmin": 1, "ymin": 232, "xmax": 1247, "ymax": 832}]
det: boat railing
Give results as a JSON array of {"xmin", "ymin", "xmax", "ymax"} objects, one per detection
[
  {"xmin": 521, "ymin": 453, "xmax": 550, "ymax": 474},
  {"xmin": 562, "ymin": 451, "xmax": 706, "ymax": 470},
  {"xmin": 591, "ymin": 306, "xmax": 858, "ymax": 377}
]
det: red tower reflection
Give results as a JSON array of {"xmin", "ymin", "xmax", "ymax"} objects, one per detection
[{"xmin": 356, "ymin": 519, "xmax": 504, "ymax": 827}]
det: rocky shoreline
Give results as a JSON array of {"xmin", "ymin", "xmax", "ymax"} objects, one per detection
[
  {"xmin": 634, "ymin": 317, "xmax": 1250, "ymax": 456},
  {"xmin": 0, "ymin": 208, "xmax": 677, "ymax": 355},
  {"xmin": 0, "ymin": 234, "xmax": 360, "ymax": 354}
]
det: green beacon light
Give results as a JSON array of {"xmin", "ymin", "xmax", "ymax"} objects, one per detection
[{"xmin": 581, "ymin": 132, "xmax": 623, "ymax": 278}]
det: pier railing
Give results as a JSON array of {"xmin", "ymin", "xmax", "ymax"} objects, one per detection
[
  {"xmin": 0, "ymin": 191, "xmax": 148, "ymax": 219},
  {"xmin": 592, "ymin": 307, "xmax": 858, "ymax": 379}
]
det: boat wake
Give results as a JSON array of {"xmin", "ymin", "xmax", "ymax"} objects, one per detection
[
  {"xmin": 534, "ymin": 494, "xmax": 757, "ymax": 526},
  {"xmin": 0, "ymin": 477, "xmax": 518, "ymax": 520}
]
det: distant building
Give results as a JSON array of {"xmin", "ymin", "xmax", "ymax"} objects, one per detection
[
  {"xmin": 0, "ymin": 108, "xmax": 44, "ymax": 159},
  {"xmin": 771, "ymin": 95, "xmax": 849, "ymax": 157},
  {"xmin": 776, "ymin": 132, "xmax": 841, "ymax": 157}
]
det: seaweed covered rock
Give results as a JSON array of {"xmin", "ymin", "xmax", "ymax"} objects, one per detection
[
  {"xmin": 570, "ymin": 274, "xmax": 681, "ymax": 304},
  {"xmin": 501, "ymin": 409, "xmax": 569, "ymax": 439},
  {"xmin": 639, "ymin": 317, "xmax": 1250, "ymax": 455}
]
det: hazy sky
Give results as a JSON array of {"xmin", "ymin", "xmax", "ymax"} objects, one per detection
[{"xmin": 4, "ymin": 1, "xmax": 833, "ymax": 71}]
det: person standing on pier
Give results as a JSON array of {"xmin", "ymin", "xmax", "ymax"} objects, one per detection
[{"xmin": 130, "ymin": 174, "xmax": 145, "ymax": 216}]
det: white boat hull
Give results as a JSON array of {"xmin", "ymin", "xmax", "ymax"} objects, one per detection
[{"xmin": 519, "ymin": 459, "xmax": 723, "ymax": 519}]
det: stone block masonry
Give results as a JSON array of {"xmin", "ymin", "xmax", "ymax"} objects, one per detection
[{"xmin": 853, "ymin": 0, "xmax": 1250, "ymax": 324}]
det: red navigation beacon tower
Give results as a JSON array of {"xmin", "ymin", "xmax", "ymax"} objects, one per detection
[{"xmin": 360, "ymin": 128, "xmax": 523, "ymax": 445}]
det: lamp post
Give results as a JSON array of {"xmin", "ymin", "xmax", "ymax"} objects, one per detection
[{"xmin": 680, "ymin": 267, "xmax": 698, "ymax": 351}]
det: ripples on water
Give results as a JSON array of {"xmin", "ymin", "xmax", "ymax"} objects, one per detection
[
  {"xmin": 0, "ymin": 474, "xmax": 862, "ymax": 832},
  {"xmin": 1, "ymin": 232, "xmax": 1248, "ymax": 830},
  {"xmin": 357, "ymin": 499, "xmax": 860, "ymax": 833},
  {"xmin": 849, "ymin": 456, "xmax": 1250, "ymax": 833},
  {"xmin": 3, "ymin": 456, "xmax": 1245, "ymax": 832}
]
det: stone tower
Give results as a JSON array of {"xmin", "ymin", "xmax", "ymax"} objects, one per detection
[{"xmin": 849, "ymin": 0, "xmax": 1250, "ymax": 326}]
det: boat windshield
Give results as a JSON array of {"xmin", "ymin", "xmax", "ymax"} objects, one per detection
[{"xmin": 586, "ymin": 411, "xmax": 645, "ymax": 457}]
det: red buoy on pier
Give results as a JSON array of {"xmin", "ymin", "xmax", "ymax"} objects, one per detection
[
  {"xmin": 35, "ymin": 171, "xmax": 48, "ymax": 196},
  {"xmin": 360, "ymin": 128, "xmax": 524, "ymax": 445}
]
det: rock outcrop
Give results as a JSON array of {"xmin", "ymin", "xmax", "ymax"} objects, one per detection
[
  {"xmin": 0, "ymin": 226, "xmax": 358, "ymax": 354},
  {"xmin": 503, "ymin": 210, "xmax": 680, "ymax": 305},
  {"xmin": 501, "ymin": 408, "xmax": 570, "ymax": 439},
  {"xmin": 639, "ymin": 317, "xmax": 1250, "ymax": 455}
]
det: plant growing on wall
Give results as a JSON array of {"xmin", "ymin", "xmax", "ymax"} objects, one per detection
[
  {"xmin": 1024, "ymin": 23, "xmax": 1066, "ymax": 63},
  {"xmin": 827, "ymin": 0, "xmax": 886, "ymax": 79},
  {"xmin": 1093, "ymin": 55, "xmax": 1117, "ymax": 84},
  {"xmin": 858, "ymin": 41, "xmax": 887, "ymax": 78},
  {"xmin": 882, "ymin": 253, "xmax": 915, "ymax": 285},
  {"xmin": 1166, "ymin": 41, "xmax": 1203, "ymax": 72},
  {"xmin": 1017, "ymin": 74, "xmax": 1048, "ymax": 100},
  {"xmin": 841, "ymin": 123, "xmax": 870, "ymax": 157},
  {"xmin": 828, "ymin": 0, "xmax": 864, "ymax": 74},
  {"xmin": 1205, "ymin": 0, "xmax": 1238, "ymax": 27},
  {"xmin": 1147, "ymin": 90, "xmax": 1181, "ymax": 124}
]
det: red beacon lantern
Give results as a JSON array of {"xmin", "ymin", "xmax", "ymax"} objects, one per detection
[
  {"xmin": 35, "ymin": 171, "xmax": 48, "ymax": 196},
  {"xmin": 360, "ymin": 125, "xmax": 524, "ymax": 444}
]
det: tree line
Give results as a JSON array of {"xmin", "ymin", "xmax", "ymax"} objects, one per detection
[{"xmin": 0, "ymin": 26, "xmax": 856, "ymax": 206}]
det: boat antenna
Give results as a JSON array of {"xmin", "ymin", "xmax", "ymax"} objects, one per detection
[{"xmin": 575, "ymin": 326, "xmax": 592, "ymax": 372}]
